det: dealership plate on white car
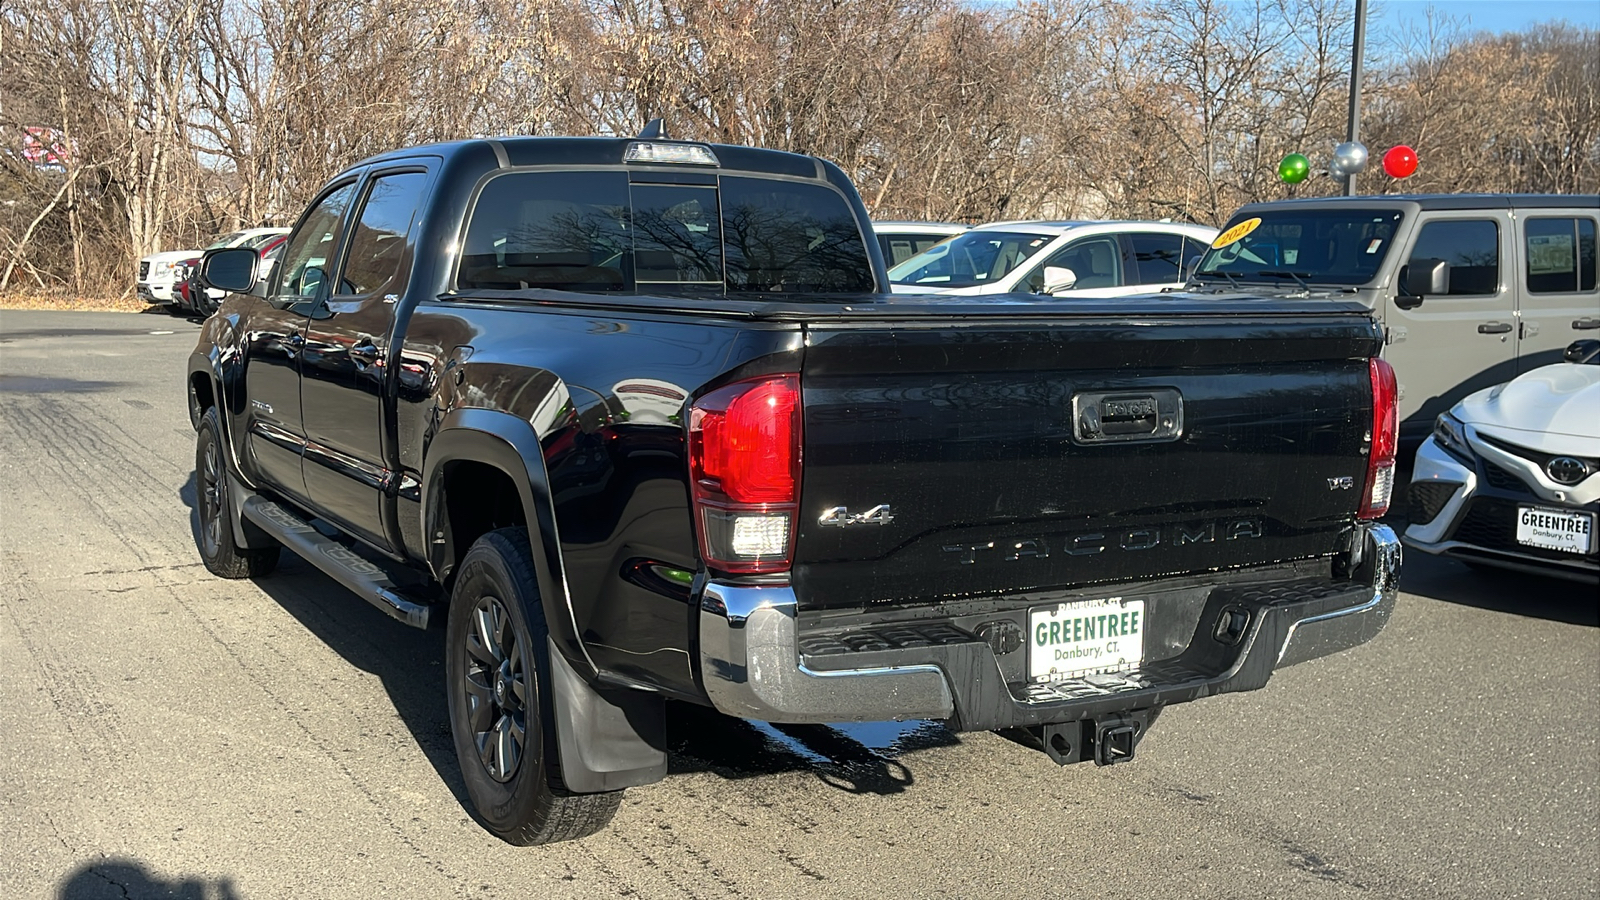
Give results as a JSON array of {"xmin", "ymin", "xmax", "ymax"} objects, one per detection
[
  {"xmin": 1516, "ymin": 505, "xmax": 1595, "ymax": 555},
  {"xmin": 1029, "ymin": 597, "xmax": 1145, "ymax": 682}
]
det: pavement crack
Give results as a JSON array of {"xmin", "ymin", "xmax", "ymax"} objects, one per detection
[{"xmin": 87, "ymin": 864, "xmax": 133, "ymax": 900}]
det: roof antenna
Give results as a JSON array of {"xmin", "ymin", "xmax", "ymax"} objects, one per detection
[{"xmin": 637, "ymin": 118, "xmax": 668, "ymax": 140}]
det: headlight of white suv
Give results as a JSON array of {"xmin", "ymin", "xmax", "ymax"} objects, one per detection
[{"xmin": 1433, "ymin": 412, "xmax": 1472, "ymax": 462}]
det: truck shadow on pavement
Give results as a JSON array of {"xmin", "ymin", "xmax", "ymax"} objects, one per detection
[
  {"xmin": 57, "ymin": 858, "xmax": 239, "ymax": 900},
  {"xmin": 179, "ymin": 473, "xmax": 964, "ymax": 812},
  {"xmin": 667, "ymin": 702, "xmax": 960, "ymax": 795}
]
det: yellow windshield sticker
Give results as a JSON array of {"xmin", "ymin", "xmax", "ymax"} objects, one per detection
[{"xmin": 1211, "ymin": 217, "xmax": 1262, "ymax": 250}]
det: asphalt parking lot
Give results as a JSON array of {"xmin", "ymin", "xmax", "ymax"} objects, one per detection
[{"xmin": 1, "ymin": 308, "xmax": 1595, "ymax": 900}]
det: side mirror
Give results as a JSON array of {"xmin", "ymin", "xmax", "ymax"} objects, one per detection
[
  {"xmin": 298, "ymin": 265, "xmax": 328, "ymax": 296},
  {"xmin": 1182, "ymin": 255, "xmax": 1203, "ymax": 283},
  {"xmin": 200, "ymin": 247, "xmax": 258, "ymax": 293},
  {"xmin": 1397, "ymin": 258, "xmax": 1450, "ymax": 309},
  {"xmin": 1043, "ymin": 266, "xmax": 1078, "ymax": 294},
  {"xmin": 1564, "ymin": 339, "xmax": 1600, "ymax": 364}
]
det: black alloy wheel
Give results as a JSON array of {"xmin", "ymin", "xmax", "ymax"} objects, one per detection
[
  {"xmin": 445, "ymin": 528, "xmax": 621, "ymax": 845},
  {"xmin": 462, "ymin": 594, "xmax": 530, "ymax": 783},
  {"xmin": 193, "ymin": 406, "xmax": 279, "ymax": 579},
  {"xmin": 198, "ymin": 421, "xmax": 225, "ymax": 559}
]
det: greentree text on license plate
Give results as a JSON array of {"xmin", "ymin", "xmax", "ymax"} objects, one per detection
[
  {"xmin": 1515, "ymin": 505, "xmax": 1595, "ymax": 555},
  {"xmin": 1029, "ymin": 597, "xmax": 1145, "ymax": 682}
]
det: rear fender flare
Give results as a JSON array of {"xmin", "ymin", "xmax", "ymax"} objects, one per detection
[{"xmin": 422, "ymin": 408, "xmax": 596, "ymax": 680}]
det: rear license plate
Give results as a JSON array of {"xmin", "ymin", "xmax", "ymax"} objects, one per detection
[
  {"xmin": 1029, "ymin": 597, "xmax": 1145, "ymax": 682},
  {"xmin": 1515, "ymin": 506, "xmax": 1595, "ymax": 555}
]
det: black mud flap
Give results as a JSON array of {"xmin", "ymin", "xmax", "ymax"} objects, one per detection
[{"xmin": 548, "ymin": 638, "xmax": 668, "ymax": 792}]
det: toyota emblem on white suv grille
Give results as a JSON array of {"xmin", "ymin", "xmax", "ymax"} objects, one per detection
[{"xmin": 1546, "ymin": 457, "xmax": 1589, "ymax": 485}]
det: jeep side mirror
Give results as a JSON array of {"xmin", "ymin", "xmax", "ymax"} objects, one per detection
[
  {"xmin": 1565, "ymin": 339, "xmax": 1600, "ymax": 364},
  {"xmin": 200, "ymin": 247, "xmax": 258, "ymax": 293},
  {"xmin": 1182, "ymin": 255, "xmax": 1203, "ymax": 283},
  {"xmin": 1043, "ymin": 266, "xmax": 1077, "ymax": 295},
  {"xmin": 1397, "ymin": 258, "xmax": 1449, "ymax": 309}
]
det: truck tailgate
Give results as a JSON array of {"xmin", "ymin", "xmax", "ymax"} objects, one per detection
[{"xmin": 792, "ymin": 310, "xmax": 1383, "ymax": 613}]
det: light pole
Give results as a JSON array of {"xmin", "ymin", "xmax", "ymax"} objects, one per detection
[{"xmin": 1345, "ymin": 0, "xmax": 1369, "ymax": 196}]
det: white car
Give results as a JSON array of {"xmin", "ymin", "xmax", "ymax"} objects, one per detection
[
  {"xmin": 872, "ymin": 221, "xmax": 969, "ymax": 267},
  {"xmin": 137, "ymin": 227, "xmax": 287, "ymax": 306},
  {"xmin": 888, "ymin": 220, "xmax": 1219, "ymax": 297},
  {"xmin": 1403, "ymin": 340, "xmax": 1600, "ymax": 582}
]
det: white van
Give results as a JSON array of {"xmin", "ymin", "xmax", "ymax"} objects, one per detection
[{"xmin": 1191, "ymin": 194, "xmax": 1600, "ymax": 443}]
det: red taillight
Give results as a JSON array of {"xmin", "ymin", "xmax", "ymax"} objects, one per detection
[
  {"xmin": 1360, "ymin": 358, "xmax": 1398, "ymax": 519},
  {"xmin": 689, "ymin": 374, "xmax": 801, "ymax": 574}
]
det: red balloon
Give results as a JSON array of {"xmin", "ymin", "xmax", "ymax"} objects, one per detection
[{"xmin": 1383, "ymin": 145, "xmax": 1418, "ymax": 179}]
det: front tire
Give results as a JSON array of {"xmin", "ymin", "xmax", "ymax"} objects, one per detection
[
  {"xmin": 194, "ymin": 406, "xmax": 279, "ymax": 579},
  {"xmin": 445, "ymin": 528, "xmax": 621, "ymax": 845}
]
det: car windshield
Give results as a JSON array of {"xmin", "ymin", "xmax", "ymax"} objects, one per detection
[
  {"xmin": 888, "ymin": 231, "xmax": 1054, "ymax": 288},
  {"xmin": 1195, "ymin": 209, "xmax": 1405, "ymax": 286},
  {"xmin": 204, "ymin": 231, "xmax": 247, "ymax": 250}
]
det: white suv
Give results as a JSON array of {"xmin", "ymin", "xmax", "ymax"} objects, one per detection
[
  {"xmin": 889, "ymin": 220, "xmax": 1218, "ymax": 297},
  {"xmin": 137, "ymin": 227, "xmax": 287, "ymax": 306}
]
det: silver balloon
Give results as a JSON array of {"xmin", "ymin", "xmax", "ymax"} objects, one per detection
[{"xmin": 1331, "ymin": 141, "xmax": 1369, "ymax": 176}]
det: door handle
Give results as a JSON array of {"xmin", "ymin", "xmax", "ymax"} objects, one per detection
[
  {"xmin": 349, "ymin": 340, "xmax": 382, "ymax": 366},
  {"xmin": 1477, "ymin": 322, "xmax": 1513, "ymax": 335},
  {"xmin": 283, "ymin": 332, "xmax": 305, "ymax": 356},
  {"xmin": 1574, "ymin": 318, "xmax": 1600, "ymax": 331}
]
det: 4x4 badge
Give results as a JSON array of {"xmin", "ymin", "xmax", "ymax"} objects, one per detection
[{"xmin": 818, "ymin": 505, "xmax": 894, "ymax": 527}]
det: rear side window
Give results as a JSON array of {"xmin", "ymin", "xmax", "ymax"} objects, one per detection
[
  {"xmin": 457, "ymin": 171, "xmax": 873, "ymax": 295},
  {"xmin": 1129, "ymin": 232, "xmax": 1183, "ymax": 285},
  {"xmin": 1526, "ymin": 217, "xmax": 1598, "ymax": 293},
  {"xmin": 1409, "ymin": 220, "xmax": 1499, "ymax": 295},
  {"xmin": 338, "ymin": 171, "xmax": 431, "ymax": 296},
  {"xmin": 879, "ymin": 234, "xmax": 950, "ymax": 266}
]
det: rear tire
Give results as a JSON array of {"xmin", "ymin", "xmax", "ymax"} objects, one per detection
[
  {"xmin": 194, "ymin": 406, "xmax": 279, "ymax": 579},
  {"xmin": 445, "ymin": 528, "xmax": 621, "ymax": 845}
]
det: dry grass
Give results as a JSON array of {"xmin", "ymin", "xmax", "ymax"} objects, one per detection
[{"xmin": 0, "ymin": 291, "xmax": 155, "ymax": 313}]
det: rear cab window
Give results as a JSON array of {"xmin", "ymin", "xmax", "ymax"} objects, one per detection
[{"xmin": 456, "ymin": 170, "xmax": 873, "ymax": 296}]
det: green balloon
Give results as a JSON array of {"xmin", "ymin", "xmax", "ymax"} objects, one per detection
[{"xmin": 1278, "ymin": 153, "xmax": 1311, "ymax": 184}]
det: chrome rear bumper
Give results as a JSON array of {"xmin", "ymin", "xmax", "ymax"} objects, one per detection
[{"xmin": 697, "ymin": 523, "xmax": 1401, "ymax": 727}]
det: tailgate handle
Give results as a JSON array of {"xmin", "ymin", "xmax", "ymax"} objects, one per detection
[{"xmin": 1071, "ymin": 390, "xmax": 1183, "ymax": 445}]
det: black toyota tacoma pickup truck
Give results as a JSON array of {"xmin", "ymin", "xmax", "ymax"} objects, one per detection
[{"xmin": 189, "ymin": 133, "xmax": 1402, "ymax": 845}]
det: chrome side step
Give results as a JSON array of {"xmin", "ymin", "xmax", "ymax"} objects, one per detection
[{"xmin": 241, "ymin": 496, "xmax": 435, "ymax": 629}]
